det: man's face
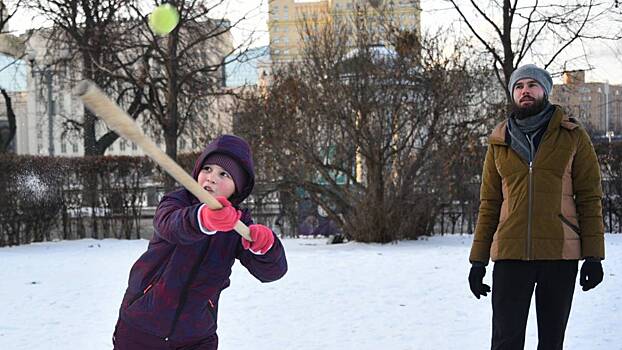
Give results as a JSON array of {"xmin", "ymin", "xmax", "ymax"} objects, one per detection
[
  {"xmin": 512, "ymin": 78, "xmax": 547, "ymax": 118},
  {"xmin": 513, "ymin": 78, "xmax": 545, "ymax": 107}
]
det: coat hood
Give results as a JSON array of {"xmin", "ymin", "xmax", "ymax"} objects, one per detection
[{"xmin": 191, "ymin": 134, "xmax": 255, "ymax": 206}]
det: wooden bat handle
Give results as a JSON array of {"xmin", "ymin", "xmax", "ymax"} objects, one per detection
[{"xmin": 74, "ymin": 80, "xmax": 252, "ymax": 241}]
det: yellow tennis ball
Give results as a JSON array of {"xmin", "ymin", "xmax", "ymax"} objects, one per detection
[{"xmin": 149, "ymin": 4, "xmax": 179, "ymax": 36}]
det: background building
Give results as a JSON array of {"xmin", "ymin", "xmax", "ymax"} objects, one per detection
[
  {"xmin": 268, "ymin": 0, "xmax": 421, "ymax": 62},
  {"xmin": 551, "ymin": 70, "xmax": 622, "ymax": 137},
  {"xmin": 0, "ymin": 24, "xmax": 237, "ymax": 157}
]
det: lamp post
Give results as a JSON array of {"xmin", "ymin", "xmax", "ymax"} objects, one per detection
[
  {"xmin": 27, "ymin": 50, "xmax": 55, "ymax": 156},
  {"xmin": 605, "ymin": 81, "xmax": 610, "ymax": 142}
]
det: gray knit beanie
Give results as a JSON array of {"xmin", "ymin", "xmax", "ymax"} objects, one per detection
[{"xmin": 508, "ymin": 64, "xmax": 553, "ymax": 100}]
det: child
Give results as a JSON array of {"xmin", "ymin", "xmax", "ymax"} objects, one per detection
[{"xmin": 113, "ymin": 134, "xmax": 288, "ymax": 350}]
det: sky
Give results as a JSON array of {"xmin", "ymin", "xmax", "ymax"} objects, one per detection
[
  {"xmin": 9, "ymin": 0, "xmax": 622, "ymax": 84},
  {"xmin": 419, "ymin": 1, "xmax": 622, "ymax": 85}
]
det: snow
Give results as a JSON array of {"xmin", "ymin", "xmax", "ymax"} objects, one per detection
[{"xmin": 1, "ymin": 234, "xmax": 620, "ymax": 349}]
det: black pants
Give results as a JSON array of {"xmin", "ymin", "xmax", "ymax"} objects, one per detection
[
  {"xmin": 491, "ymin": 260, "xmax": 578, "ymax": 350},
  {"xmin": 113, "ymin": 319, "xmax": 219, "ymax": 350}
]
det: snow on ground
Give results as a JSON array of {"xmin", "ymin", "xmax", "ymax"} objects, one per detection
[{"xmin": 1, "ymin": 234, "xmax": 620, "ymax": 349}]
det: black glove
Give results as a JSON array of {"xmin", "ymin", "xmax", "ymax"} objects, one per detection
[
  {"xmin": 580, "ymin": 259, "xmax": 603, "ymax": 291},
  {"xmin": 468, "ymin": 263, "xmax": 491, "ymax": 299}
]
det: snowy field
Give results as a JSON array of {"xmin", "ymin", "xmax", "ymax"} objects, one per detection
[{"xmin": 1, "ymin": 234, "xmax": 620, "ymax": 350}]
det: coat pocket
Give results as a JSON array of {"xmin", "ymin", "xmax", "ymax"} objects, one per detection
[
  {"xmin": 558, "ymin": 214, "xmax": 580, "ymax": 236},
  {"xmin": 204, "ymin": 299, "xmax": 218, "ymax": 322},
  {"xmin": 126, "ymin": 266, "xmax": 166, "ymax": 309},
  {"xmin": 127, "ymin": 282, "xmax": 155, "ymax": 309}
]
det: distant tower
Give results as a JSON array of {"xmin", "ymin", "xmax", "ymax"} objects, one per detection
[{"xmin": 562, "ymin": 70, "xmax": 585, "ymax": 85}]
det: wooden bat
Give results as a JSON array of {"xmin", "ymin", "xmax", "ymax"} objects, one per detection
[{"xmin": 74, "ymin": 80, "xmax": 252, "ymax": 241}]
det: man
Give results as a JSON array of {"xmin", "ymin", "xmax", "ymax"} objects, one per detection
[{"xmin": 468, "ymin": 64, "xmax": 605, "ymax": 350}]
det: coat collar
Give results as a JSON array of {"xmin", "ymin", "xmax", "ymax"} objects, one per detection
[{"xmin": 488, "ymin": 105, "xmax": 578, "ymax": 146}]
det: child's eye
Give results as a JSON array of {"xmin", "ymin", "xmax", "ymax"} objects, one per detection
[{"xmin": 220, "ymin": 172, "xmax": 230, "ymax": 178}]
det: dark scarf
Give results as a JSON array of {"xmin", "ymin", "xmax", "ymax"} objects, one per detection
[{"xmin": 507, "ymin": 102, "xmax": 555, "ymax": 163}]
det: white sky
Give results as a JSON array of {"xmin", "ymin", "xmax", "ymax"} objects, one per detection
[
  {"xmin": 9, "ymin": 0, "xmax": 622, "ymax": 84},
  {"xmin": 419, "ymin": 1, "xmax": 622, "ymax": 85}
]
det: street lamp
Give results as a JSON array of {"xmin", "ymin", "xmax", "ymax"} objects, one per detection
[{"xmin": 26, "ymin": 49, "xmax": 55, "ymax": 156}]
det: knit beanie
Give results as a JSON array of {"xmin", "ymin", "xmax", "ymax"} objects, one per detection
[
  {"xmin": 508, "ymin": 64, "xmax": 553, "ymax": 100},
  {"xmin": 204, "ymin": 153, "xmax": 248, "ymax": 194}
]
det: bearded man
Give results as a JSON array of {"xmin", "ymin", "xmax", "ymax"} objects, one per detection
[{"xmin": 468, "ymin": 64, "xmax": 605, "ymax": 350}]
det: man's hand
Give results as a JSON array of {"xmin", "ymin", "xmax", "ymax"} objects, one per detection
[
  {"xmin": 469, "ymin": 263, "xmax": 491, "ymax": 299},
  {"xmin": 580, "ymin": 259, "xmax": 603, "ymax": 292}
]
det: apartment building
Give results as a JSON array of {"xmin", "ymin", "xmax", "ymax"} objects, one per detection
[
  {"xmin": 550, "ymin": 70, "xmax": 622, "ymax": 136},
  {"xmin": 269, "ymin": 0, "xmax": 421, "ymax": 62}
]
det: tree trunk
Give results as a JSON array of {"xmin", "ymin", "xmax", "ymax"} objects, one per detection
[
  {"xmin": 0, "ymin": 89, "xmax": 16, "ymax": 153},
  {"xmin": 163, "ymin": 30, "xmax": 181, "ymax": 192}
]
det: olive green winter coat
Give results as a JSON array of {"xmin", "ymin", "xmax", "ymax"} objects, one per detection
[{"xmin": 469, "ymin": 106, "xmax": 605, "ymax": 263}]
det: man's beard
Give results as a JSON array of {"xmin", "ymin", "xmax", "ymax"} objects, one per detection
[{"xmin": 511, "ymin": 97, "xmax": 548, "ymax": 119}]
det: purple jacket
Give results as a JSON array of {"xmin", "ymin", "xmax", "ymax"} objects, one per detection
[{"xmin": 118, "ymin": 135, "xmax": 287, "ymax": 343}]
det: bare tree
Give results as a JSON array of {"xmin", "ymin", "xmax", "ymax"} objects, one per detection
[
  {"xmin": 20, "ymin": 0, "xmax": 148, "ymax": 238},
  {"xmin": 237, "ymin": 10, "xmax": 499, "ymax": 242},
  {"xmin": 0, "ymin": 0, "xmax": 24, "ymax": 35},
  {"xmin": 0, "ymin": 88, "xmax": 16, "ymax": 152},
  {"xmin": 0, "ymin": 1, "xmax": 26, "ymax": 153},
  {"xmin": 25, "ymin": 0, "xmax": 145, "ymax": 156},
  {"xmin": 444, "ymin": 0, "xmax": 622, "ymax": 102},
  {"xmin": 26, "ymin": 0, "xmax": 263, "ymax": 190},
  {"xmin": 120, "ymin": 0, "xmax": 262, "ymax": 189}
]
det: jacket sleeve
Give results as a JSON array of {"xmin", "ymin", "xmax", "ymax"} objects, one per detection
[
  {"xmin": 236, "ymin": 216, "xmax": 288, "ymax": 283},
  {"xmin": 153, "ymin": 194, "xmax": 206, "ymax": 245},
  {"xmin": 572, "ymin": 129, "xmax": 605, "ymax": 259},
  {"xmin": 469, "ymin": 144, "xmax": 503, "ymax": 263}
]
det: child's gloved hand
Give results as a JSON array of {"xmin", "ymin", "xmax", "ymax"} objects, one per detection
[
  {"xmin": 241, "ymin": 224, "xmax": 275, "ymax": 255},
  {"xmin": 199, "ymin": 196, "xmax": 241, "ymax": 232}
]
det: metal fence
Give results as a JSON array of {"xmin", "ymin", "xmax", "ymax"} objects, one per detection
[{"xmin": 434, "ymin": 184, "xmax": 622, "ymax": 235}]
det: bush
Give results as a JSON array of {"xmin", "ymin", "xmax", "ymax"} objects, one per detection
[{"xmin": 0, "ymin": 155, "xmax": 155, "ymax": 246}]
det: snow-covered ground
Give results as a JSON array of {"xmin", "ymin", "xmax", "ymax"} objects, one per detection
[{"xmin": 1, "ymin": 234, "xmax": 620, "ymax": 349}]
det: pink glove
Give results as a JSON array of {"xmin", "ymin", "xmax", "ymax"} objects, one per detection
[
  {"xmin": 199, "ymin": 196, "xmax": 241, "ymax": 232},
  {"xmin": 241, "ymin": 224, "xmax": 275, "ymax": 255}
]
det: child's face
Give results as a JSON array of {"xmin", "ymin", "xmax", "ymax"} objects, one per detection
[{"xmin": 197, "ymin": 164, "xmax": 236, "ymax": 199}]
